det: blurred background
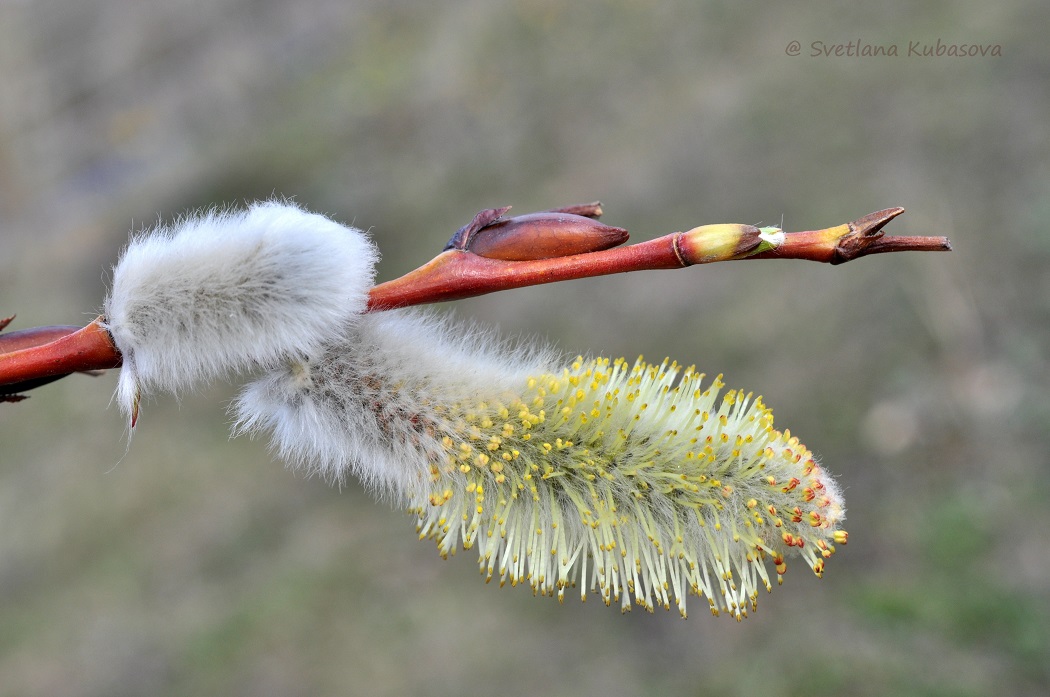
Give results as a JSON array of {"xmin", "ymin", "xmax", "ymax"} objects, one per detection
[{"xmin": 1, "ymin": 1, "xmax": 1047, "ymax": 695}]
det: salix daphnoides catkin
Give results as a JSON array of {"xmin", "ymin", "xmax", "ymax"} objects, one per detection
[
  {"xmin": 236, "ymin": 311, "xmax": 846, "ymax": 620},
  {"xmin": 104, "ymin": 201, "xmax": 377, "ymax": 425},
  {"xmin": 101, "ymin": 201, "xmax": 846, "ymax": 619}
]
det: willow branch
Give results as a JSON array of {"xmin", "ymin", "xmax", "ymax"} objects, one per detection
[
  {"xmin": 367, "ymin": 207, "xmax": 949, "ymax": 309},
  {"xmin": 1, "ymin": 205, "xmax": 950, "ymax": 396}
]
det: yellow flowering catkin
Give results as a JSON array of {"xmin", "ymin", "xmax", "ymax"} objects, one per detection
[{"xmin": 236, "ymin": 310, "xmax": 846, "ymax": 619}]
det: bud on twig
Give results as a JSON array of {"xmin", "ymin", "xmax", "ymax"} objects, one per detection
[
  {"xmin": 366, "ymin": 206, "xmax": 949, "ymax": 310},
  {"xmin": 676, "ymin": 224, "xmax": 784, "ymax": 263},
  {"xmin": 445, "ymin": 205, "xmax": 628, "ymax": 261}
]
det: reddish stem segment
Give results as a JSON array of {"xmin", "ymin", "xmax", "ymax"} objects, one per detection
[
  {"xmin": 368, "ymin": 235, "xmax": 682, "ymax": 310},
  {"xmin": 0, "ymin": 324, "xmax": 84, "ymax": 354},
  {"xmin": 0, "ymin": 320, "xmax": 121, "ymax": 397},
  {"xmin": 748, "ymin": 208, "xmax": 951, "ymax": 264},
  {"xmin": 1, "ymin": 206, "xmax": 950, "ymax": 394},
  {"xmin": 368, "ymin": 207, "xmax": 950, "ymax": 310}
]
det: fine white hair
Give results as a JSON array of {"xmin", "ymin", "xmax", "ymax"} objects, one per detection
[
  {"xmin": 233, "ymin": 309, "xmax": 559, "ymax": 496},
  {"xmin": 104, "ymin": 201, "xmax": 378, "ymax": 425}
]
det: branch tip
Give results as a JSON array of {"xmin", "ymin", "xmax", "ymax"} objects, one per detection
[
  {"xmin": 832, "ymin": 207, "xmax": 951, "ymax": 264},
  {"xmin": 850, "ymin": 207, "xmax": 905, "ymax": 238}
]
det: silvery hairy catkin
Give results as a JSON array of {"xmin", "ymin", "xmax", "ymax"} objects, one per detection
[{"xmin": 103, "ymin": 201, "xmax": 377, "ymax": 425}]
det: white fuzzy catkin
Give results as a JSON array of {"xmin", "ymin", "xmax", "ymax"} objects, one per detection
[
  {"xmin": 234, "ymin": 310, "xmax": 558, "ymax": 492},
  {"xmin": 235, "ymin": 309, "xmax": 847, "ymax": 619},
  {"xmin": 104, "ymin": 201, "xmax": 377, "ymax": 425}
]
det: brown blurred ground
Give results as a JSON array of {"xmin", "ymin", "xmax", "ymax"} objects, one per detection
[{"xmin": 1, "ymin": 1, "xmax": 1048, "ymax": 695}]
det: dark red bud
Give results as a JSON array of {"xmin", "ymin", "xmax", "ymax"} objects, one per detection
[{"xmin": 466, "ymin": 212, "xmax": 629, "ymax": 261}]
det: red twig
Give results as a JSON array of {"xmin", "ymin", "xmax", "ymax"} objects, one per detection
[
  {"xmin": 367, "ymin": 206, "xmax": 950, "ymax": 310},
  {"xmin": 0, "ymin": 321, "xmax": 121, "ymax": 399},
  {"xmin": 1, "ymin": 205, "xmax": 950, "ymax": 396}
]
